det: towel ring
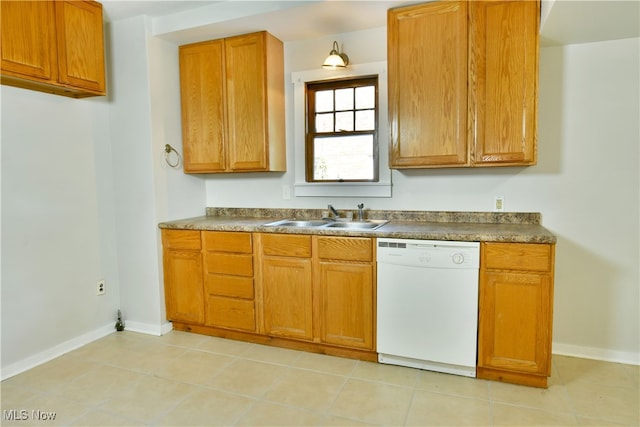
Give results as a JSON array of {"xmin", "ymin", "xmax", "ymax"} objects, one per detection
[{"xmin": 164, "ymin": 144, "xmax": 181, "ymax": 168}]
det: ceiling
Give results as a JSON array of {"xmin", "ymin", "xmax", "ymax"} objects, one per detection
[
  {"xmin": 102, "ymin": 1, "xmax": 220, "ymax": 22},
  {"xmin": 102, "ymin": 1, "xmax": 415, "ymax": 43},
  {"xmin": 540, "ymin": 0, "xmax": 639, "ymax": 46},
  {"xmin": 101, "ymin": 0, "xmax": 640, "ymax": 45}
]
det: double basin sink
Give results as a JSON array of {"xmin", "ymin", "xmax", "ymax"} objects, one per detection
[{"xmin": 264, "ymin": 218, "xmax": 388, "ymax": 231}]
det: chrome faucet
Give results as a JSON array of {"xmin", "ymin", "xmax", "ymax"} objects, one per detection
[
  {"xmin": 328, "ymin": 204, "xmax": 340, "ymax": 219},
  {"xmin": 357, "ymin": 203, "xmax": 365, "ymax": 221}
]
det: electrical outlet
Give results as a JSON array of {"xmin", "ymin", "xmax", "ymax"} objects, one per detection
[
  {"xmin": 97, "ymin": 280, "xmax": 106, "ymax": 296},
  {"xmin": 494, "ymin": 196, "xmax": 505, "ymax": 212},
  {"xmin": 282, "ymin": 185, "xmax": 291, "ymax": 200}
]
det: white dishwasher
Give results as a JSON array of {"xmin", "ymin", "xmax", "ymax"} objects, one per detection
[{"xmin": 376, "ymin": 238, "xmax": 480, "ymax": 377}]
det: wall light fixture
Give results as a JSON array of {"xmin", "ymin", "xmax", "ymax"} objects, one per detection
[{"xmin": 322, "ymin": 41, "xmax": 349, "ymax": 70}]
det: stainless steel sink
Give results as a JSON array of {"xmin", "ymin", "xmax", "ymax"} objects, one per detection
[
  {"xmin": 264, "ymin": 219, "xmax": 388, "ymax": 230},
  {"xmin": 263, "ymin": 219, "xmax": 334, "ymax": 228},
  {"xmin": 324, "ymin": 220, "xmax": 388, "ymax": 230}
]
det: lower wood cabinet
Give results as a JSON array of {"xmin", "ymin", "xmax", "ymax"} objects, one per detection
[
  {"xmin": 261, "ymin": 234, "xmax": 313, "ymax": 340},
  {"xmin": 202, "ymin": 231, "xmax": 256, "ymax": 332},
  {"xmin": 477, "ymin": 242, "xmax": 555, "ymax": 388},
  {"xmin": 162, "ymin": 229, "xmax": 376, "ymax": 359},
  {"xmin": 162, "ymin": 230, "xmax": 204, "ymax": 324},
  {"xmin": 317, "ymin": 237, "xmax": 374, "ymax": 350},
  {"xmin": 259, "ymin": 234, "xmax": 375, "ymax": 351}
]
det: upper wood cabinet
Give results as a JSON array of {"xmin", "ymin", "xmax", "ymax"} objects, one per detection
[
  {"xmin": 179, "ymin": 31, "xmax": 286, "ymax": 174},
  {"xmin": 1, "ymin": 2, "xmax": 57, "ymax": 82},
  {"xmin": 1, "ymin": 0, "xmax": 106, "ymax": 98},
  {"xmin": 55, "ymin": 1, "xmax": 107, "ymax": 95},
  {"xmin": 388, "ymin": 0, "xmax": 539, "ymax": 168},
  {"xmin": 469, "ymin": 1, "xmax": 539, "ymax": 165},
  {"xmin": 179, "ymin": 40, "xmax": 226, "ymax": 172},
  {"xmin": 388, "ymin": 1, "xmax": 469, "ymax": 168}
]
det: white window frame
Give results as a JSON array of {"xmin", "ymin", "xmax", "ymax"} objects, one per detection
[{"xmin": 291, "ymin": 62, "xmax": 392, "ymax": 198}]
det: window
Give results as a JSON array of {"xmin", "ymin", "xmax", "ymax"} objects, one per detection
[
  {"xmin": 291, "ymin": 62, "xmax": 391, "ymax": 198},
  {"xmin": 305, "ymin": 76, "xmax": 378, "ymax": 183}
]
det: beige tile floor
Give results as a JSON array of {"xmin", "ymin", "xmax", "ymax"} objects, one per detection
[{"xmin": 1, "ymin": 330, "xmax": 638, "ymax": 426}]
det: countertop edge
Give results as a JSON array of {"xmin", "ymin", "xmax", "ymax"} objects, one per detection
[{"xmin": 158, "ymin": 215, "xmax": 557, "ymax": 244}]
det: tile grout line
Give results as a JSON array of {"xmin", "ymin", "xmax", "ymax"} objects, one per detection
[{"xmin": 402, "ymin": 387, "xmax": 418, "ymax": 426}]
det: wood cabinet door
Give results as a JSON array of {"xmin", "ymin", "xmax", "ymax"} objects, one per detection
[
  {"xmin": 1, "ymin": 1, "xmax": 57, "ymax": 81},
  {"xmin": 162, "ymin": 230, "xmax": 204, "ymax": 324},
  {"xmin": 262, "ymin": 257, "xmax": 313, "ymax": 340},
  {"xmin": 478, "ymin": 270, "xmax": 552, "ymax": 376},
  {"xmin": 163, "ymin": 249, "xmax": 205, "ymax": 324},
  {"xmin": 388, "ymin": 1, "xmax": 468, "ymax": 168},
  {"xmin": 319, "ymin": 261, "xmax": 374, "ymax": 350},
  {"xmin": 55, "ymin": 0, "xmax": 106, "ymax": 94},
  {"xmin": 180, "ymin": 40, "xmax": 227, "ymax": 172},
  {"xmin": 225, "ymin": 32, "xmax": 268, "ymax": 171},
  {"xmin": 469, "ymin": 0, "xmax": 539, "ymax": 166}
]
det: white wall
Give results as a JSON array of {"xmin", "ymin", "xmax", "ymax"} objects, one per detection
[
  {"xmin": 541, "ymin": 38, "xmax": 639, "ymax": 363},
  {"xmin": 1, "ymin": 87, "xmax": 119, "ymax": 377},
  {"xmin": 0, "ymin": 14, "xmax": 205, "ymax": 377},
  {"xmin": 108, "ymin": 16, "xmax": 205, "ymax": 335},
  {"xmin": 109, "ymin": 15, "xmax": 164, "ymax": 334},
  {"xmin": 205, "ymin": 29, "xmax": 640, "ymax": 364}
]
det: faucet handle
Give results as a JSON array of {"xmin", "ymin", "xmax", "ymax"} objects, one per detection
[{"xmin": 357, "ymin": 203, "xmax": 364, "ymax": 209}]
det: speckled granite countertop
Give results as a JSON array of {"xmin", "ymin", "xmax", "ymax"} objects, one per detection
[{"xmin": 158, "ymin": 208, "xmax": 557, "ymax": 244}]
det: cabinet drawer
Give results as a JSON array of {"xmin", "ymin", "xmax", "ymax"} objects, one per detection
[
  {"xmin": 205, "ymin": 275, "xmax": 254, "ymax": 299},
  {"xmin": 262, "ymin": 234, "xmax": 312, "ymax": 258},
  {"xmin": 205, "ymin": 253, "xmax": 253, "ymax": 276},
  {"xmin": 162, "ymin": 229, "xmax": 201, "ymax": 250},
  {"xmin": 317, "ymin": 237, "xmax": 372, "ymax": 262},
  {"xmin": 206, "ymin": 296, "xmax": 256, "ymax": 331},
  {"xmin": 203, "ymin": 231, "xmax": 252, "ymax": 253},
  {"xmin": 482, "ymin": 243, "xmax": 552, "ymax": 272}
]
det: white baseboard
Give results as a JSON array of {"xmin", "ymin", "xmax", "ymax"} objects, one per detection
[
  {"xmin": 553, "ymin": 341, "xmax": 640, "ymax": 366},
  {"xmin": 161, "ymin": 321, "xmax": 173, "ymax": 335},
  {"xmin": 123, "ymin": 320, "xmax": 173, "ymax": 336},
  {"xmin": 1, "ymin": 321, "xmax": 174, "ymax": 381},
  {"xmin": 1, "ymin": 323, "xmax": 115, "ymax": 381}
]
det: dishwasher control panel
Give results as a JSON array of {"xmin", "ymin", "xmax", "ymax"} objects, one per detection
[{"xmin": 377, "ymin": 238, "xmax": 479, "ymax": 269}]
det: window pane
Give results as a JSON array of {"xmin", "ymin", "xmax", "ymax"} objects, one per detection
[
  {"xmin": 335, "ymin": 88, "xmax": 353, "ymax": 110},
  {"xmin": 335, "ymin": 112, "xmax": 353, "ymax": 132},
  {"xmin": 315, "ymin": 113, "xmax": 334, "ymax": 132},
  {"xmin": 313, "ymin": 135, "xmax": 374, "ymax": 180},
  {"xmin": 355, "ymin": 85, "xmax": 375, "ymax": 109},
  {"xmin": 315, "ymin": 90, "xmax": 333, "ymax": 112},
  {"xmin": 306, "ymin": 76, "xmax": 378, "ymax": 183},
  {"xmin": 355, "ymin": 110, "xmax": 375, "ymax": 131}
]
